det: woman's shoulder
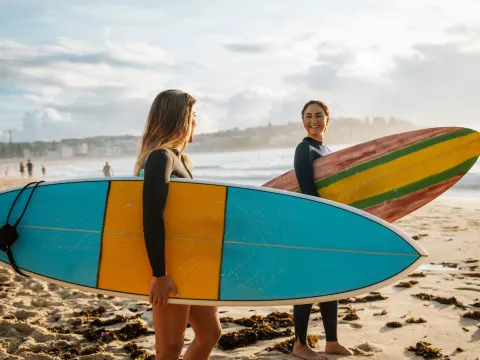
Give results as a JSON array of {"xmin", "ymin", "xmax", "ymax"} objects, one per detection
[
  {"xmin": 146, "ymin": 148, "xmax": 175, "ymax": 162},
  {"xmin": 143, "ymin": 149, "xmax": 177, "ymax": 172},
  {"xmin": 295, "ymin": 138, "xmax": 311, "ymax": 153}
]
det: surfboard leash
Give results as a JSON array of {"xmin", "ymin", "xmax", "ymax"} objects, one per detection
[{"xmin": 0, "ymin": 180, "xmax": 45, "ymax": 277}]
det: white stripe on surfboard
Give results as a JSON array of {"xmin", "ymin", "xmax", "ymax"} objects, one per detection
[
  {"xmin": 0, "ymin": 223, "xmax": 419, "ymax": 257},
  {"xmin": 223, "ymin": 239, "xmax": 421, "ymax": 257},
  {"xmin": 0, "ymin": 223, "xmax": 100, "ymax": 234}
]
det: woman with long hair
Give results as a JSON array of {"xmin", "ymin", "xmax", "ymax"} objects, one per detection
[
  {"xmin": 291, "ymin": 100, "xmax": 353, "ymax": 360},
  {"xmin": 134, "ymin": 90, "xmax": 222, "ymax": 360}
]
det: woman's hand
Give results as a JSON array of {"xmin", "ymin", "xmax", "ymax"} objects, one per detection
[{"xmin": 149, "ymin": 275, "xmax": 178, "ymax": 306}]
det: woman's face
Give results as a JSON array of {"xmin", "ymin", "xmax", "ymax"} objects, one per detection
[
  {"xmin": 302, "ymin": 103, "xmax": 328, "ymax": 138},
  {"xmin": 188, "ymin": 105, "xmax": 196, "ymax": 143}
]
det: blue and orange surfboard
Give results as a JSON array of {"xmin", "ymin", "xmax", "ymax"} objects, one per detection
[{"xmin": 0, "ymin": 178, "xmax": 426, "ymax": 305}]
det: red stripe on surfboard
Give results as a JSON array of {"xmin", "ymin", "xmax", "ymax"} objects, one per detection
[
  {"xmin": 362, "ymin": 175, "xmax": 463, "ymax": 223},
  {"xmin": 262, "ymin": 127, "xmax": 461, "ymax": 192}
]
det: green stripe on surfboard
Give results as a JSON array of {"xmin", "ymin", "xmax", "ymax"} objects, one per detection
[
  {"xmin": 347, "ymin": 156, "xmax": 478, "ymax": 210},
  {"xmin": 314, "ymin": 128, "xmax": 475, "ymax": 190}
]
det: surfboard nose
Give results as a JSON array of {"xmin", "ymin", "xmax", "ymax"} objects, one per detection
[{"xmin": 218, "ymin": 187, "xmax": 425, "ymax": 303}]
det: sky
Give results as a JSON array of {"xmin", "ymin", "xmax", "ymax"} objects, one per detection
[{"xmin": 1, "ymin": 0, "xmax": 480, "ymax": 142}]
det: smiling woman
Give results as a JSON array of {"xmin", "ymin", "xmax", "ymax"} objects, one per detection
[
  {"xmin": 291, "ymin": 100, "xmax": 353, "ymax": 359},
  {"xmin": 301, "ymin": 100, "xmax": 330, "ymax": 140}
]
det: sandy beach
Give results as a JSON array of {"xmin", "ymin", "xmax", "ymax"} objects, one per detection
[{"xmin": 0, "ymin": 178, "xmax": 479, "ymax": 360}]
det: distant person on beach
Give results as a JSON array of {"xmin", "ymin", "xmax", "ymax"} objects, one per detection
[
  {"xmin": 41, "ymin": 165, "xmax": 46, "ymax": 178},
  {"xmin": 102, "ymin": 162, "xmax": 114, "ymax": 177},
  {"xmin": 291, "ymin": 100, "xmax": 353, "ymax": 359},
  {"xmin": 26, "ymin": 159, "xmax": 34, "ymax": 179},
  {"xmin": 19, "ymin": 162, "xmax": 25, "ymax": 178},
  {"xmin": 133, "ymin": 90, "xmax": 221, "ymax": 360}
]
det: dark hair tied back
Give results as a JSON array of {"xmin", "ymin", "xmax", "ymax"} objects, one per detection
[{"xmin": 301, "ymin": 100, "xmax": 330, "ymax": 119}]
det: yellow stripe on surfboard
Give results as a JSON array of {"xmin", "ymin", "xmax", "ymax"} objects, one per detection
[
  {"xmin": 319, "ymin": 131, "xmax": 480, "ymax": 204},
  {"xmin": 98, "ymin": 181, "xmax": 227, "ymax": 300}
]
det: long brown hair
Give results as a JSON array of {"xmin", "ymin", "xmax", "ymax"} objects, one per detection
[{"xmin": 134, "ymin": 90, "xmax": 196, "ymax": 176}]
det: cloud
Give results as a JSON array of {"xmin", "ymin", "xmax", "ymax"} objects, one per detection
[
  {"xmin": 18, "ymin": 108, "xmax": 76, "ymax": 142},
  {"xmin": 0, "ymin": 40, "xmax": 176, "ymax": 91},
  {"xmin": 381, "ymin": 42, "xmax": 480, "ymax": 125},
  {"xmin": 2, "ymin": 1, "xmax": 480, "ymax": 141},
  {"xmin": 0, "ymin": 38, "xmax": 206, "ymax": 141},
  {"xmin": 222, "ymin": 41, "xmax": 276, "ymax": 54},
  {"xmin": 281, "ymin": 39, "xmax": 480, "ymax": 127},
  {"xmin": 193, "ymin": 89, "xmax": 285, "ymax": 132}
]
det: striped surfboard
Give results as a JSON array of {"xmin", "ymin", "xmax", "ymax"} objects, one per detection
[
  {"xmin": 0, "ymin": 178, "xmax": 426, "ymax": 305},
  {"xmin": 263, "ymin": 127, "xmax": 480, "ymax": 223}
]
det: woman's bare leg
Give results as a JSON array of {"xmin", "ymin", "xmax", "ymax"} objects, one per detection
[
  {"xmin": 183, "ymin": 305, "xmax": 222, "ymax": 360},
  {"xmin": 152, "ymin": 303, "xmax": 190, "ymax": 360}
]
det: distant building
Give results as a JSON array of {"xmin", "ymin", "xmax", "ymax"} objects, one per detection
[
  {"xmin": 89, "ymin": 144, "xmax": 104, "ymax": 156},
  {"xmin": 23, "ymin": 148, "xmax": 31, "ymax": 159},
  {"xmin": 112, "ymin": 138, "xmax": 141, "ymax": 154},
  {"xmin": 45, "ymin": 150, "xmax": 58, "ymax": 158},
  {"xmin": 76, "ymin": 143, "xmax": 89, "ymax": 156},
  {"xmin": 60, "ymin": 145, "xmax": 74, "ymax": 158}
]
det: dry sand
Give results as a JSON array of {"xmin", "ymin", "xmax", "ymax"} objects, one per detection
[{"xmin": 0, "ymin": 178, "xmax": 479, "ymax": 359}]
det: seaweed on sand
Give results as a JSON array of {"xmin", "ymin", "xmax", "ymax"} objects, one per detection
[
  {"xmin": 395, "ymin": 280, "xmax": 419, "ymax": 288},
  {"xmin": 461, "ymin": 311, "xmax": 480, "ymax": 320},
  {"xmin": 220, "ymin": 312, "xmax": 294, "ymax": 329},
  {"xmin": 406, "ymin": 341, "xmax": 443, "ymax": 359},
  {"xmin": 339, "ymin": 292, "xmax": 387, "ymax": 304},
  {"xmin": 265, "ymin": 335, "xmax": 319, "ymax": 354},
  {"xmin": 218, "ymin": 324, "xmax": 293, "ymax": 351},
  {"xmin": 406, "ymin": 317, "xmax": 427, "ymax": 324},
  {"xmin": 386, "ymin": 321, "xmax": 403, "ymax": 328},
  {"xmin": 83, "ymin": 321, "xmax": 155, "ymax": 343},
  {"xmin": 412, "ymin": 293, "xmax": 466, "ymax": 309},
  {"xmin": 32, "ymin": 344, "xmax": 103, "ymax": 359}
]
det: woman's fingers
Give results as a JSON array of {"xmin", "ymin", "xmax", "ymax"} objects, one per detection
[{"xmin": 170, "ymin": 281, "xmax": 179, "ymax": 297}]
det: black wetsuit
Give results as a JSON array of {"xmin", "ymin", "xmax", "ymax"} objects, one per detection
[
  {"xmin": 141, "ymin": 148, "xmax": 193, "ymax": 277},
  {"xmin": 293, "ymin": 137, "xmax": 338, "ymax": 344}
]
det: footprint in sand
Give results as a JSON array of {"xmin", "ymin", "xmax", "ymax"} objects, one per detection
[
  {"xmin": 27, "ymin": 281, "xmax": 47, "ymax": 292},
  {"xmin": 13, "ymin": 309, "xmax": 38, "ymax": 321},
  {"xmin": 48, "ymin": 283, "xmax": 60, "ymax": 291},
  {"xmin": 349, "ymin": 323, "xmax": 363, "ymax": 329},
  {"xmin": 0, "ymin": 321, "xmax": 36, "ymax": 338},
  {"xmin": 339, "ymin": 320, "xmax": 363, "ymax": 329},
  {"xmin": 0, "ymin": 272, "xmax": 11, "ymax": 283},
  {"xmin": 31, "ymin": 297, "xmax": 51, "ymax": 308},
  {"xmin": 419, "ymin": 286, "xmax": 439, "ymax": 291},
  {"xmin": 455, "ymin": 287, "xmax": 480, "ymax": 293},
  {"xmin": 356, "ymin": 342, "xmax": 383, "ymax": 353}
]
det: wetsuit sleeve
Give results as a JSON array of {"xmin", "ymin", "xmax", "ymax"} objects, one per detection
[
  {"xmin": 142, "ymin": 149, "xmax": 174, "ymax": 277},
  {"xmin": 294, "ymin": 142, "xmax": 319, "ymax": 198}
]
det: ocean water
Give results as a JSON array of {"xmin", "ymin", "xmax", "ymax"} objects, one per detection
[{"xmin": 32, "ymin": 145, "xmax": 479, "ymax": 201}]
